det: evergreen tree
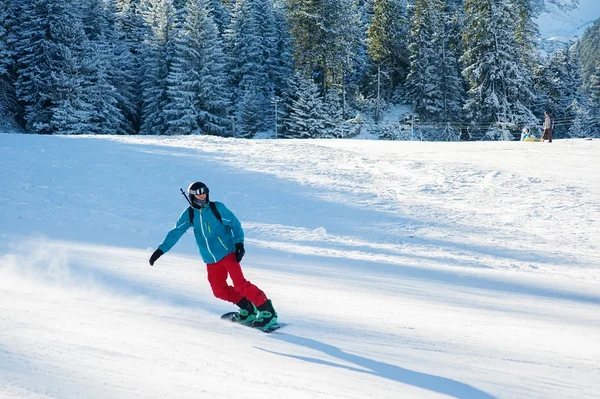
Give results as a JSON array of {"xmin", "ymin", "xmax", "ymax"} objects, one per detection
[
  {"xmin": 437, "ymin": 0, "xmax": 464, "ymax": 141},
  {"xmin": 269, "ymin": 1, "xmax": 294, "ymax": 99},
  {"xmin": 286, "ymin": 0, "xmax": 326, "ymax": 87},
  {"xmin": 567, "ymin": 100, "xmax": 591, "ymax": 138},
  {"xmin": 366, "ymin": 0, "xmax": 409, "ymax": 102},
  {"xmin": 512, "ymin": 0, "xmax": 539, "ymax": 67},
  {"xmin": 546, "ymin": 45, "xmax": 582, "ymax": 138},
  {"xmin": 165, "ymin": 0, "xmax": 232, "ymax": 136},
  {"xmin": 227, "ymin": 0, "xmax": 278, "ymax": 136},
  {"xmin": 0, "ymin": 0, "xmax": 18, "ymax": 129},
  {"xmin": 114, "ymin": 0, "xmax": 148, "ymax": 132},
  {"xmin": 287, "ymin": 0, "xmax": 363, "ymax": 93},
  {"xmin": 578, "ymin": 18, "xmax": 600, "ymax": 92},
  {"xmin": 578, "ymin": 20, "xmax": 600, "ymax": 136},
  {"xmin": 512, "ymin": 0, "xmax": 540, "ymax": 118},
  {"xmin": 207, "ymin": 0, "xmax": 229, "ymax": 34},
  {"xmin": 12, "ymin": 0, "xmax": 98, "ymax": 134},
  {"xmin": 405, "ymin": 0, "xmax": 443, "ymax": 123},
  {"xmin": 47, "ymin": 1, "xmax": 96, "ymax": 134},
  {"xmin": 587, "ymin": 62, "xmax": 600, "ymax": 136},
  {"xmin": 139, "ymin": 0, "xmax": 178, "ymax": 135},
  {"xmin": 461, "ymin": 0, "xmax": 536, "ymax": 140},
  {"xmin": 283, "ymin": 72, "xmax": 326, "ymax": 138},
  {"xmin": 12, "ymin": 0, "xmax": 56, "ymax": 133},
  {"xmin": 81, "ymin": 0, "xmax": 132, "ymax": 134}
]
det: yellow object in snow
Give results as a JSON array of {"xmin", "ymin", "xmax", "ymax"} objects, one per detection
[{"xmin": 524, "ymin": 137, "xmax": 542, "ymax": 142}]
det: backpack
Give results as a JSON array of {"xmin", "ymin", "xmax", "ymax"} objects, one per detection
[{"xmin": 188, "ymin": 202, "xmax": 222, "ymax": 225}]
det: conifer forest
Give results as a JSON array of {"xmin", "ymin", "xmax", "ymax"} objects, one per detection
[{"xmin": 0, "ymin": 0, "xmax": 599, "ymax": 140}]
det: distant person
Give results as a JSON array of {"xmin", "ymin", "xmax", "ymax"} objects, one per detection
[
  {"xmin": 541, "ymin": 111, "xmax": 554, "ymax": 143},
  {"xmin": 521, "ymin": 127, "xmax": 531, "ymax": 141},
  {"xmin": 149, "ymin": 182, "xmax": 278, "ymax": 331}
]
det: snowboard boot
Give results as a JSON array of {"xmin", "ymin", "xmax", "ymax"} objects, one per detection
[
  {"xmin": 234, "ymin": 297, "xmax": 258, "ymax": 326},
  {"xmin": 251, "ymin": 299, "xmax": 278, "ymax": 331}
]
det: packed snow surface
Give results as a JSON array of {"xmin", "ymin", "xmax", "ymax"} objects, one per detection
[{"xmin": 1, "ymin": 134, "xmax": 599, "ymax": 398}]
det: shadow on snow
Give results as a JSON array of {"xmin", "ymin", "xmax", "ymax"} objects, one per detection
[{"xmin": 259, "ymin": 334, "xmax": 496, "ymax": 399}]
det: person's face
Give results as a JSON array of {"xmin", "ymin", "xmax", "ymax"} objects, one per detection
[{"xmin": 193, "ymin": 193, "xmax": 207, "ymax": 202}]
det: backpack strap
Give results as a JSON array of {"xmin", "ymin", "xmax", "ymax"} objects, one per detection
[
  {"xmin": 188, "ymin": 202, "xmax": 223, "ymax": 225},
  {"xmin": 209, "ymin": 201, "xmax": 223, "ymax": 223}
]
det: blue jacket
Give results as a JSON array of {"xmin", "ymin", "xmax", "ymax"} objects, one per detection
[{"xmin": 158, "ymin": 201, "xmax": 244, "ymax": 264}]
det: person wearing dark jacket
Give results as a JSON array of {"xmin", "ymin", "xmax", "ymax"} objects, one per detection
[
  {"xmin": 149, "ymin": 182, "xmax": 277, "ymax": 331},
  {"xmin": 542, "ymin": 111, "xmax": 554, "ymax": 143}
]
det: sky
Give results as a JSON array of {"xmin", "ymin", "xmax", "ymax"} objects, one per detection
[
  {"xmin": 536, "ymin": 0, "xmax": 600, "ymax": 38},
  {"xmin": 1, "ymin": 133, "xmax": 599, "ymax": 399}
]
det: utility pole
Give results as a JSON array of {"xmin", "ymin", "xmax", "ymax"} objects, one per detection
[
  {"xmin": 376, "ymin": 65, "xmax": 381, "ymax": 122},
  {"xmin": 271, "ymin": 96, "xmax": 279, "ymax": 139}
]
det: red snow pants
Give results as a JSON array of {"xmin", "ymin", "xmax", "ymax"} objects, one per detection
[{"xmin": 206, "ymin": 253, "xmax": 268, "ymax": 307}]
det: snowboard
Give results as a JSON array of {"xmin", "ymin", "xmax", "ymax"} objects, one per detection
[{"xmin": 220, "ymin": 311, "xmax": 282, "ymax": 333}]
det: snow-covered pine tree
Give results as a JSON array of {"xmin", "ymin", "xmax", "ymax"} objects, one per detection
[
  {"xmin": 227, "ymin": 0, "xmax": 278, "ymax": 137},
  {"xmin": 366, "ymin": 0, "xmax": 409, "ymax": 102},
  {"xmin": 12, "ymin": 0, "xmax": 57, "ymax": 133},
  {"xmin": 283, "ymin": 72, "xmax": 326, "ymax": 138},
  {"xmin": 577, "ymin": 19, "xmax": 600, "ymax": 136},
  {"xmin": 139, "ymin": 0, "xmax": 178, "ymax": 135},
  {"xmin": 323, "ymin": 89, "xmax": 344, "ymax": 130},
  {"xmin": 532, "ymin": 51, "xmax": 554, "ymax": 123},
  {"xmin": 512, "ymin": 0, "xmax": 539, "ymax": 68},
  {"xmin": 547, "ymin": 45, "xmax": 584, "ymax": 138},
  {"xmin": 577, "ymin": 18, "xmax": 600, "ymax": 93},
  {"xmin": 587, "ymin": 62, "xmax": 600, "ymax": 136},
  {"xmin": 405, "ymin": 0, "xmax": 444, "ymax": 126},
  {"xmin": 0, "ymin": 0, "xmax": 18, "ymax": 130},
  {"xmin": 567, "ymin": 100, "xmax": 591, "ymax": 138},
  {"xmin": 235, "ymin": 88, "xmax": 268, "ymax": 137},
  {"xmin": 512, "ymin": 0, "xmax": 541, "ymax": 121},
  {"xmin": 437, "ymin": 0, "xmax": 464, "ymax": 141},
  {"xmin": 287, "ymin": 0, "xmax": 363, "ymax": 94},
  {"xmin": 268, "ymin": 0, "xmax": 294, "ymax": 100},
  {"xmin": 461, "ymin": 0, "xmax": 536, "ymax": 140},
  {"xmin": 12, "ymin": 0, "xmax": 98, "ymax": 134},
  {"xmin": 165, "ymin": 0, "xmax": 232, "ymax": 136},
  {"xmin": 207, "ymin": 0, "xmax": 229, "ymax": 35},
  {"xmin": 114, "ymin": 0, "xmax": 148, "ymax": 133},
  {"xmin": 80, "ymin": 0, "xmax": 132, "ymax": 135},
  {"xmin": 47, "ymin": 1, "xmax": 97, "ymax": 135},
  {"xmin": 286, "ymin": 0, "xmax": 326, "ymax": 89},
  {"xmin": 329, "ymin": 0, "xmax": 366, "ymax": 119}
]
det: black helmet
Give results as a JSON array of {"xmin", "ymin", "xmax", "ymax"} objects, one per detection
[{"xmin": 188, "ymin": 182, "xmax": 209, "ymax": 208}]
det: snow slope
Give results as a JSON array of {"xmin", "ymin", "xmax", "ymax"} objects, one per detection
[
  {"xmin": 536, "ymin": 0, "xmax": 600, "ymax": 38},
  {"xmin": 1, "ymin": 134, "xmax": 599, "ymax": 399}
]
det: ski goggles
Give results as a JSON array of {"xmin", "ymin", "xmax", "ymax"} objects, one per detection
[{"xmin": 188, "ymin": 188, "xmax": 208, "ymax": 196}]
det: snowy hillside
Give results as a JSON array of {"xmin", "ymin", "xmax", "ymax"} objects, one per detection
[
  {"xmin": 1, "ymin": 134, "xmax": 599, "ymax": 399},
  {"xmin": 536, "ymin": 0, "xmax": 600, "ymax": 38}
]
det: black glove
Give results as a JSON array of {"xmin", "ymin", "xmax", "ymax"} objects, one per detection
[
  {"xmin": 235, "ymin": 243, "xmax": 245, "ymax": 263},
  {"xmin": 149, "ymin": 248, "xmax": 164, "ymax": 266}
]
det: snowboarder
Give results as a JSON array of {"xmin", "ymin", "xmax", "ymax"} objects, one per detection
[
  {"xmin": 541, "ymin": 111, "xmax": 554, "ymax": 143},
  {"xmin": 149, "ymin": 182, "xmax": 278, "ymax": 331}
]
